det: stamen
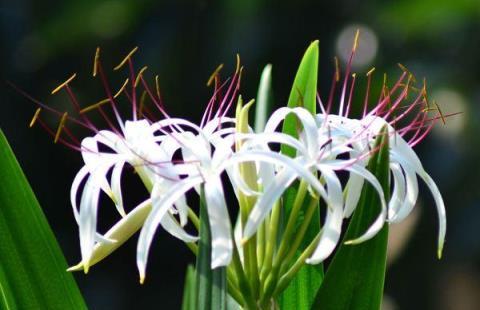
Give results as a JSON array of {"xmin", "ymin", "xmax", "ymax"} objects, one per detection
[
  {"xmin": 155, "ymin": 75, "xmax": 162, "ymax": 102},
  {"xmin": 54, "ymin": 112, "xmax": 68, "ymax": 143},
  {"xmin": 207, "ymin": 64, "xmax": 224, "ymax": 87},
  {"xmin": 366, "ymin": 67, "xmax": 376, "ymax": 77},
  {"xmin": 114, "ymin": 46, "xmax": 138, "ymax": 71},
  {"xmin": 433, "ymin": 100, "xmax": 446, "ymax": 125},
  {"xmin": 363, "ymin": 68, "xmax": 375, "ymax": 116},
  {"xmin": 344, "ymin": 73, "xmax": 357, "ymax": 117},
  {"xmin": 29, "ymin": 108, "xmax": 42, "ymax": 128},
  {"xmin": 334, "ymin": 56, "xmax": 340, "ymax": 82},
  {"xmin": 80, "ymin": 79, "xmax": 129, "ymax": 114},
  {"xmin": 51, "ymin": 73, "xmax": 77, "ymax": 95},
  {"xmin": 93, "ymin": 47, "xmax": 100, "ymax": 77},
  {"xmin": 353, "ymin": 29, "xmax": 360, "ymax": 52},
  {"xmin": 397, "ymin": 63, "xmax": 417, "ymax": 83},
  {"xmin": 135, "ymin": 66, "xmax": 148, "ymax": 87}
]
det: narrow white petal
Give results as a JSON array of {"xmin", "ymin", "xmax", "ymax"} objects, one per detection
[
  {"xmin": 70, "ymin": 165, "xmax": 90, "ymax": 223},
  {"xmin": 344, "ymin": 174, "xmax": 364, "ymax": 218},
  {"xmin": 306, "ymin": 198, "xmax": 343, "ymax": 264},
  {"xmin": 204, "ymin": 177, "xmax": 233, "ymax": 268},
  {"xmin": 111, "ymin": 161, "xmax": 126, "ymax": 217},
  {"xmin": 419, "ymin": 171, "xmax": 446, "ymax": 258},
  {"xmin": 388, "ymin": 163, "xmax": 406, "ymax": 220},
  {"xmin": 136, "ymin": 177, "xmax": 202, "ymax": 282},
  {"xmin": 78, "ymin": 176, "xmax": 101, "ymax": 272},
  {"xmin": 389, "ymin": 153, "xmax": 419, "ymax": 223},
  {"xmin": 243, "ymin": 169, "xmax": 296, "ymax": 240},
  {"xmin": 160, "ymin": 213, "xmax": 198, "ymax": 243}
]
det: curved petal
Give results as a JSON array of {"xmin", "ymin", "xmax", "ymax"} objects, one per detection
[
  {"xmin": 204, "ymin": 176, "xmax": 233, "ymax": 268},
  {"xmin": 136, "ymin": 176, "xmax": 202, "ymax": 282}
]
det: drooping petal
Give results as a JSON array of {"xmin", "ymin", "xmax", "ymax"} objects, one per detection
[
  {"xmin": 78, "ymin": 176, "xmax": 101, "ymax": 273},
  {"xmin": 204, "ymin": 176, "xmax": 233, "ymax": 268},
  {"xmin": 160, "ymin": 212, "xmax": 198, "ymax": 243},
  {"xmin": 136, "ymin": 176, "xmax": 202, "ymax": 283},
  {"xmin": 70, "ymin": 165, "xmax": 90, "ymax": 223},
  {"xmin": 243, "ymin": 168, "xmax": 296, "ymax": 241},
  {"xmin": 306, "ymin": 197, "xmax": 343, "ymax": 264},
  {"xmin": 111, "ymin": 161, "xmax": 126, "ymax": 217}
]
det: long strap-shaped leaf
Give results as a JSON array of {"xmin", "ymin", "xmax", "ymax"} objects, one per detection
[
  {"xmin": 278, "ymin": 41, "xmax": 323, "ymax": 309},
  {"xmin": 194, "ymin": 188, "xmax": 227, "ymax": 310},
  {"xmin": 0, "ymin": 129, "xmax": 86, "ymax": 309},
  {"xmin": 312, "ymin": 127, "xmax": 390, "ymax": 310}
]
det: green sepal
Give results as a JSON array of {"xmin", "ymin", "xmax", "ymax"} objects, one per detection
[{"xmin": 312, "ymin": 127, "xmax": 390, "ymax": 310}]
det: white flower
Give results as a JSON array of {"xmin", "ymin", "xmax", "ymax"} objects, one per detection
[{"xmin": 72, "ymin": 119, "xmax": 195, "ymax": 272}]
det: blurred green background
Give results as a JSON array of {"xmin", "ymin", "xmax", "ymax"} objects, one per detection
[{"xmin": 1, "ymin": 0, "xmax": 480, "ymax": 309}]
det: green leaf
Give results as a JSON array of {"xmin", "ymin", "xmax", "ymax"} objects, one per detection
[
  {"xmin": 312, "ymin": 128, "xmax": 390, "ymax": 310},
  {"xmin": 278, "ymin": 40, "xmax": 322, "ymax": 309},
  {"xmin": 0, "ymin": 129, "xmax": 86, "ymax": 309},
  {"xmin": 281, "ymin": 40, "xmax": 318, "ymax": 157},
  {"xmin": 254, "ymin": 64, "xmax": 273, "ymax": 133},
  {"xmin": 195, "ymin": 188, "xmax": 227, "ymax": 310}
]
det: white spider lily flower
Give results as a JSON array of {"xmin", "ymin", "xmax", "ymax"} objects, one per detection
[
  {"xmin": 237, "ymin": 107, "xmax": 386, "ymax": 264},
  {"xmin": 360, "ymin": 115, "xmax": 446, "ymax": 258},
  {"xmin": 136, "ymin": 116, "xmax": 239, "ymax": 283},
  {"xmin": 72, "ymin": 119, "xmax": 193, "ymax": 272},
  {"xmin": 315, "ymin": 112, "xmax": 446, "ymax": 257}
]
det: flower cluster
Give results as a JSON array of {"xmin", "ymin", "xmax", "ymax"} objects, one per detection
[{"xmin": 28, "ymin": 43, "xmax": 446, "ymax": 306}]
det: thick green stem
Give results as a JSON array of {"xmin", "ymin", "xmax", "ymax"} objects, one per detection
[
  {"xmin": 279, "ymin": 196, "xmax": 318, "ymax": 275},
  {"xmin": 273, "ymin": 233, "xmax": 320, "ymax": 296},
  {"xmin": 260, "ymin": 201, "xmax": 280, "ymax": 283},
  {"xmin": 261, "ymin": 180, "xmax": 308, "ymax": 305},
  {"xmin": 231, "ymin": 243, "xmax": 257, "ymax": 309}
]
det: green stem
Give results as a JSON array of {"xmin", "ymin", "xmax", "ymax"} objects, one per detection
[
  {"xmin": 273, "ymin": 233, "xmax": 320, "ymax": 297},
  {"xmin": 260, "ymin": 201, "xmax": 280, "ymax": 283},
  {"xmin": 231, "ymin": 242, "xmax": 257, "ymax": 309},
  {"xmin": 279, "ymin": 196, "xmax": 318, "ymax": 275},
  {"xmin": 227, "ymin": 276, "xmax": 244, "ymax": 307},
  {"xmin": 261, "ymin": 180, "xmax": 308, "ymax": 305},
  {"xmin": 187, "ymin": 207, "xmax": 200, "ymax": 231}
]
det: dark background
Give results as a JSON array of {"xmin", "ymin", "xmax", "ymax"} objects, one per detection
[{"xmin": 1, "ymin": 0, "xmax": 480, "ymax": 309}]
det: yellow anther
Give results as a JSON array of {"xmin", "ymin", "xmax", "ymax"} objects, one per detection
[
  {"xmin": 93, "ymin": 47, "xmax": 100, "ymax": 77},
  {"xmin": 51, "ymin": 73, "xmax": 77, "ymax": 94},
  {"xmin": 81, "ymin": 78, "xmax": 130, "ymax": 114},
  {"xmin": 433, "ymin": 100, "xmax": 446, "ymax": 125},
  {"xmin": 113, "ymin": 46, "xmax": 139, "ymax": 71},
  {"xmin": 235, "ymin": 53, "xmax": 241, "ymax": 73},
  {"xmin": 206, "ymin": 63, "xmax": 224, "ymax": 87},
  {"xmin": 134, "ymin": 66, "xmax": 148, "ymax": 87},
  {"xmin": 54, "ymin": 112, "xmax": 68, "ymax": 143},
  {"xmin": 398, "ymin": 63, "xmax": 417, "ymax": 83},
  {"xmin": 80, "ymin": 99, "xmax": 110, "ymax": 114},
  {"xmin": 114, "ymin": 78, "xmax": 130, "ymax": 98},
  {"xmin": 352, "ymin": 73, "xmax": 357, "ymax": 78},
  {"xmin": 353, "ymin": 29, "xmax": 360, "ymax": 51},
  {"xmin": 366, "ymin": 67, "xmax": 376, "ymax": 76},
  {"xmin": 29, "ymin": 108, "xmax": 42, "ymax": 128},
  {"xmin": 334, "ymin": 57, "xmax": 340, "ymax": 82}
]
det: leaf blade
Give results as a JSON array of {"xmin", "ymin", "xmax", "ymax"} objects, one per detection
[
  {"xmin": 312, "ymin": 128, "xmax": 390, "ymax": 310},
  {"xmin": 0, "ymin": 129, "xmax": 86, "ymax": 309}
]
